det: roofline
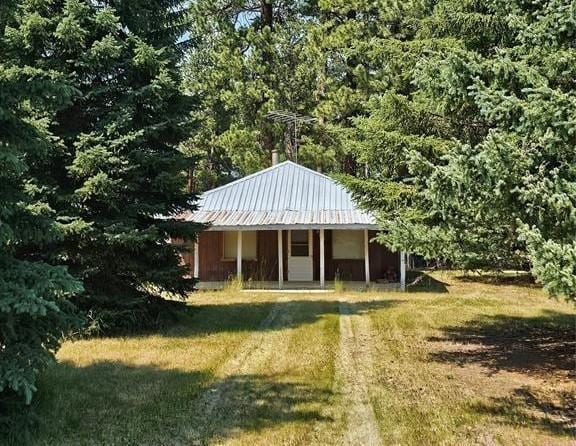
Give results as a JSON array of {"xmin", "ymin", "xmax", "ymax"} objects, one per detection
[
  {"xmin": 204, "ymin": 224, "xmax": 379, "ymax": 231},
  {"xmin": 199, "ymin": 161, "xmax": 340, "ymax": 199}
]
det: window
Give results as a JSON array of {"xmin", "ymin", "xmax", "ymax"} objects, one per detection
[
  {"xmin": 290, "ymin": 230, "xmax": 310, "ymax": 257},
  {"xmin": 332, "ymin": 230, "xmax": 364, "ymax": 259},
  {"xmin": 223, "ymin": 231, "xmax": 257, "ymax": 260}
]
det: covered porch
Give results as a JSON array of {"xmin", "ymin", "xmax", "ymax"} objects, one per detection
[{"xmin": 188, "ymin": 227, "xmax": 407, "ymax": 290}]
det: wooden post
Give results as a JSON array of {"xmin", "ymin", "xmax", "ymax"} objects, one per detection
[
  {"xmin": 277, "ymin": 230, "xmax": 283, "ymax": 289},
  {"xmin": 364, "ymin": 229, "xmax": 370, "ymax": 286},
  {"xmin": 193, "ymin": 241, "xmax": 199, "ymax": 279},
  {"xmin": 400, "ymin": 251, "xmax": 406, "ymax": 291},
  {"xmin": 319, "ymin": 229, "xmax": 325, "ymax": 288},
  {"xmin": 237, "ymin": 231, "xmax": 242, "ymax": 281}
]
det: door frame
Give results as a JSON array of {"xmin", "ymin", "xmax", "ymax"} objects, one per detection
[{"xmin": 287, "ymin": 229, "xmax": 313, "ymax": 281}]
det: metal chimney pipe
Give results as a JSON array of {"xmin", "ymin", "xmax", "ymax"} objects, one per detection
[{"xmin": 271, "ymin": 149, "xmax": 279, "ymax": 165}]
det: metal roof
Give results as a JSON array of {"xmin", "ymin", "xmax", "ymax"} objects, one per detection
[{"xmin": 181, "ymin": 161, "xmax": 377, "ymax": 230}]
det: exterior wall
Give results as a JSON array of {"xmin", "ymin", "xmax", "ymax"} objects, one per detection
[
  {"xmin": 313, "ymin": 230, "xmax": 399, "ymax": 282},
  {"xmin": 186, "ymin": 231, "xmax": 287, "ymax": 282},
  {"xmin": 184, "ymin": 229, "xmax": 398, "ymax": 283}
]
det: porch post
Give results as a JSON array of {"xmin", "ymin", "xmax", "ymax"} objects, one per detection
[
  {"xmin": 364, "ymin": 229, "xmax": 370, "ymax": 285},
  {"xmin": 400, "ymin": 251, "xmax": 406, "ymax": 291},
  {"xmin": 193, "ymin": 241, "xmax": 199, "ymax": 279},
  {"xmin": 277, "ymin": 229, "xmax": 283, "ymax": 289},
  {"xmin": 236, "ymin": 230, "xmax": 242, "ymax": 281},
  {"xmin": 319, "ymin": 229, "xmax": 325, "ymax": 288}
]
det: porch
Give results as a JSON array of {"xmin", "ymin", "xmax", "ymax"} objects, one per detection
[
  {"xmin": 185, "ymin": 228, "xmax": 407, "ymax": 290},
  {"xmin": 197, "ymin": 280, "xmax": 401, "ymax": 292}
]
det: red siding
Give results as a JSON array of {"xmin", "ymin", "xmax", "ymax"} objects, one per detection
[{"xmin": 184, "ymin": 229, "xmax": 398, "ymax": 282}]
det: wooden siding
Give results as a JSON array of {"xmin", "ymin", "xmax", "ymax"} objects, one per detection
[
  {"xmin": 185, "ymin": 231, "xmax": 287, "ymax": 282},
  {"xmin": 183, "ymin": 229, "xmax": 398, "ymax": 282}
]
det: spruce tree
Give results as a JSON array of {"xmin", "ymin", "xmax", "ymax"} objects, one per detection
[
  {"xmin": 335, "ymin": 1, "xmax": 575, "ymax": 300},
  {"xmin": 425, "ymin": 0, "xmax": 576, "ymax": 299},
  {"xmin": 0, "ymin": 1, "xmax": 82, "ymax": 434},
  {"xmin": 5, "ymin": 0, "xmax": 202, "ymax": 332}
]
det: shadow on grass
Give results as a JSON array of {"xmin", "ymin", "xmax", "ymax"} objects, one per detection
[
  {"xmin": 165, "ymin": 298, "xmax": 401, "ymax": 338},
  {"xmin": 470, "ymin": 386, "xmax": 576, "ymax": 438},
  {"xmin": 405, "ymin": 270, "xmax": 449, "ymax": 293},
  {"xmin": 428, "ymin": 310, "xmax": 575, "ymax": 376},
  {"xmin": 37, "ymin": 361, "xmax": 331, "ymax": 445},
  {"xmin": 455, "ymin": 272, "xmax": 537, "ymax": 288},
  {"xmin": 189, "ymin": 373, "xmax": 332, "ymax": 443},
  {"xmin": 429, "ymin": 310, "xmax": 575, "ymax": 438}
]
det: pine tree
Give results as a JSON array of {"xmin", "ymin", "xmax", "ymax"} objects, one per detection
[
  {"xmin": 438, "ymin": 0, "xmax": 576, "ymax": 299},
  {"xmin": 0, "ymin": 1, "xmax": 82, "ymax": 435},
  {"xmin": 5, "ymin": 0, "xmax": 203, "ymax": 332},
  {"xmin": 182, "ymin": 1, "xmax": 321, "ymax": 189}
]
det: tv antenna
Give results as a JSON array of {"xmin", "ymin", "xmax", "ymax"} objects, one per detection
[{"xmin": 265, "ymin": 110, "xmax": 317, "ymax": 164}]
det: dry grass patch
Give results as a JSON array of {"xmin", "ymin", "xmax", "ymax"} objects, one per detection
[
  {"xmin": 32, "ymin": 272, "xmax": 575, "ymax": 446},
  {"xmin": 367, "ymin": 271, "xmax": 575, "ymax": 445}
]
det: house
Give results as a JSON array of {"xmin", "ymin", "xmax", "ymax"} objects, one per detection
[{"xmin": 178, "ymin": 160, "xmax": 407, "ymax": 289}]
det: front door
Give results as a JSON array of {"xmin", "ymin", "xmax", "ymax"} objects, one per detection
[{"xmin": 288, "ymin": 230, "xmax": 313, "ymax": 281}]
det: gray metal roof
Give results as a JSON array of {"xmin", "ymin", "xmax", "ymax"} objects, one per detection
[{"xmin": 181, "ymin": 161, "xmax": 377, "ymax": 230}]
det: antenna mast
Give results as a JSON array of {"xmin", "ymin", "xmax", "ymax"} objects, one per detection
[{"xmin": 265, "ymin": 110, "xmax": 317, "ymax": 164}]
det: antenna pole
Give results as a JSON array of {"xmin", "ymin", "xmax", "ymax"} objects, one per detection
[
  {"xmin": 294, "ymin": 122, "xmax": 298, "ymax": 164},
  {"xmin": 264, "ymin": 110, "xmax": 317, "ymax": 164}
]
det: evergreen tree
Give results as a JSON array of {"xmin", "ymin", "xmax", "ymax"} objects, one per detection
[
  {"xmin": 303, "ymin": 1, "xmax": 435, "ymax": 174},
  {"xmin": 182, "ymin": 1, "xmax": 322, "ymax": 189},
  {"xmin": 425, "ymin": 0, "xmax": 576, "ymax": 299},
  {"xmin": 0, "ymin": 1, "xmax": 82, "ymax": 435},
  {"xmin": 337, "ymin": 1, "xmax": 576, "ymax": 300},
  {"xmin": 5, "ymin": 0, "xmax": 203, "ymax": 332}
]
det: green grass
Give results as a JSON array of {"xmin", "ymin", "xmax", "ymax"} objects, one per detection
[{"xmin": 33, "ymin": 272, "xmax": 575, "ymax": 445}]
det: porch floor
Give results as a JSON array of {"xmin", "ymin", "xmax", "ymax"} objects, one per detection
[{"xmin": 197, "ymin": 281, "xmax": 400, "ymax": 292}]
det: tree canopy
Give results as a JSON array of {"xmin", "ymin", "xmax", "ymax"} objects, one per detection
[
  {"xmin": 335, "ymin": 0, "xmax": 575, "ymax": 300},
  {"xmin": 6, "ymin": 0, "xmax": 203, "ymax": 331},
  {"xmin": 0, "ymin": 0, "xmax": 82, "ymax": 434}
]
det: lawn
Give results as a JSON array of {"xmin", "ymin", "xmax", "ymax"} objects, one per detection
[{"xmin": 34, "ymin": 272, "xmax": 574, "ymax": 445}]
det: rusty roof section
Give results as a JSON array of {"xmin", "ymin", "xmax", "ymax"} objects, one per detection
[{"xmin": 181, "ymin": 161, "xmax": 377, "ymax": 230}]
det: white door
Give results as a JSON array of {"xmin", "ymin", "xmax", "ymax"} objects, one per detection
[{"xmin": 288, "ymin": 230, "xmax": 313, "ymax": 281}]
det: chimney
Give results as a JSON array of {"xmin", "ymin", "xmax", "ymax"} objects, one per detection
[{"xmin": 271, "ymin": 149, "xmax": 279, "ymax": 166}]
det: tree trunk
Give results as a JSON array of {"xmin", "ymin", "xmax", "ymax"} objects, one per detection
[
  {"xmin": 345, "ymin": 9, "xmax": 358, "ymax": 90},
  {"xmin": 261, "ymin": 1, "xmax": 273, "ymax": 30},
  {"xmin": 343, "ymin": 153, "xmax": 358, "ymax": 176},
  {"xmin": 260, "ymin": 1, "xmax": 275, "ymax": 162},
  {"xmin": 187, "ymin": 167, "xmax": 194, "ymax": 194}
]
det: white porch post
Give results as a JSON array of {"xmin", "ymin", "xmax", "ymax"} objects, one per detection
[
  {"xmin": 319, "ymin": 229, "xmax": 325, "ymax": 288},
  {"xmin": 364, "ymin": 229, "xmax": 370, "ymax": 285},
  {"xmin": 193, "ymin": 241, "xmax": 199, "ymax": 279},
  {"xmin": 236, "ymin": 230, "xmax": 242, "ymax": 281},
  {"xmin": 400, "ymin": 251, "xmax": 406, "ymax": 291},
  {"xmin": 277, "ymin": 230, "xmax": 283, "ymax": 289}
]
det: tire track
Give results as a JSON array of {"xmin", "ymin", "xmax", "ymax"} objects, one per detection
[
  {"xmin": 337, "ymin": 301, "xmax": 382, "ymax": 446},
  {"xmin": 186, "ymin": 296, "xmax": 292, "ymax": 445}
]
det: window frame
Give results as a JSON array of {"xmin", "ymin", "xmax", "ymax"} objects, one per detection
[{"xmin": 288, "ymin": 230, "xmax": 312, "ymax": 258}]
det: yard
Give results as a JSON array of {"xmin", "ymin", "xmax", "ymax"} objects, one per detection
[{"xmin": 34, "ymin": 272, "xmax": 574, "ymax": 445}]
